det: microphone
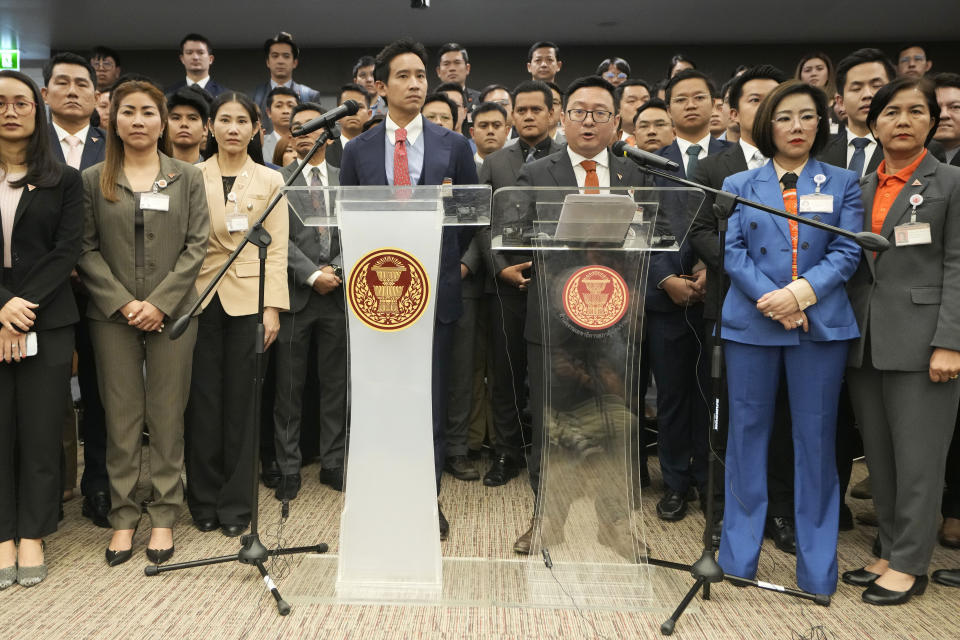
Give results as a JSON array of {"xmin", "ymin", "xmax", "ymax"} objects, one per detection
[
  {"xmin": 611, "ymin": 140, "xmax": 680, "ymax": 171},
  {"xmin": 290, "ymin": 100, "xmax": 361, "ymax": 137}
]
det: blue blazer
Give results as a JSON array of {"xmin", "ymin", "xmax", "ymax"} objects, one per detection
[
  {"xmin": 47, "ymin": 125, "xmax": 106, "ymax": 171},
  {"xmin": 720, "ymin": 159, "xmax": 863, "ymax": 346},
  {"xmin": 338, "ymin": 118, "xmax": 479, "ymax": 324},
  {"xmin": 647, "ymin": 137, "xmax": 730, "ymax": 312}
]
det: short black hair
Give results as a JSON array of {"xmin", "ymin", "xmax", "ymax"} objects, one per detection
[
  {"xmin": 472, "ymin": 101, "xmax": 508, "ymax": 121},
  {"xmin": 752, "ymin": 80, "xmax": 831, "ymax": 159},
  {"xmin": 866, "ymin": 76, "xmax": 940, "ymax": 146},
  {"xmin": 667, "ymin": 54, "xmax": 695, "ymax": 79},
  {"xmin": 422, "ymin": 93, "xmax": 457, "ymax": 122},
  {"xmin": 512, "ymin": 80, "xmax": 553, "ymax": 110},
  {"xmin": 634, "ymin": 98, "xmax": 671, "ymax": 126},
  {"xmin": 597, "ymin": 57, "xmax": 631, "ymax": 76},
  {"xmin": 290, "ymin": 100, "xmax": 325, "ymax": 125},
  {"xmin": 338, "ymin": 83, "xmax": 370, "ymax": 106},
  {"xmin": 664, "ymin": 69, "xmax": 717, "ymax": 104},
  {"xmin": 528, "ymin": 41, "xmax": 560, "ymax": 62},
  {"xmin": 437, "ymin": 43, "xmax": 468, "ymax": 65},
  {"xmin": 835, "ymin": 48, "xmax": 894, "ymax": 96},
  {"xmin": 934, "ymin": 72, "xmax": 960, "ymax": 91},
  {"xmin": 263, "ymin": 32, "xmax": 299, "ymax": 59},
  {"xmin": 479, "ymin": 83, "xmax": 510, "ymax": 103},
  {"xmin": 43, "ymin": 52, "xmax": 96, "ymax": 87},
  {"xmin": 89, "ymin": 46, "xmax": 121, "ymax": 66},
  {"xmin": 728, "ymin": 65, "xmax": 787, "ymax": 112},
  {"xmin": 352, "ymin": 55, "xmax": 376, "ymax": 79},
  {"xmin": 374, "ymin": 38, "xmax": 428, "ymax": 85},
  {"xmin": 615, "ymin": 78, "xmax": 652, "ymax": 106},
  {"xmin": 167, "ymin": 85, "xmax": 211, "ymax": 121},
  {"xmin": 563, "ymin": 76, "xmax": 617, "ymax": 111},
  {"xmin": 435, "ymin": 81, "xmax": 467, "ymax": 106},
  {"xmin": 266, "ymin": 86, "xmax": 299, "ymax": 110},
  {"xmin": 179, "ymin": 33, "xmax": 212, "ymax": 54}
]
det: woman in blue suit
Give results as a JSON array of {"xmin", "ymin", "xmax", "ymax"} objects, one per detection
[{"xmin": 717, "ymin": 80, "xmax": 863, "ymax": 597}]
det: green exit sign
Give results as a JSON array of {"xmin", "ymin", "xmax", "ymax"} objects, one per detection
[{"xmin": 0, "ymin": 50, "xmax": 19, "ymax": 70}]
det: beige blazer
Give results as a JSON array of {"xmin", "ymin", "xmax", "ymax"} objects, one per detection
[
  {"xmin": 78, "ymin": 153, "xmax": 210, "ymax": 321},
  {"xmin": 196, "ymin": 156, "xmax": 289, "ymax": 315}
]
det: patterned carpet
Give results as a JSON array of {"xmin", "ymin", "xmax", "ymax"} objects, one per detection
[{"xmin": 2, "ymin": 451, "xmax": 958, "ymax": 640}]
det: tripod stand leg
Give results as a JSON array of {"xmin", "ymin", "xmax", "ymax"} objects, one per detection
[
  {"xmin": 254, "ymin": 559, "xmax": 291, "ymax": 616},
  {"xmin": 660, "ymin": 576, "xmax": 705, "ymax": 636},
  {"xmin": 144, "ymin": 552, "xmax": 241, "ymax": 576}
]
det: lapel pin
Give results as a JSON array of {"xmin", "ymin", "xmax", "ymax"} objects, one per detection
[
  {"xmin": 91, "ymin": 137, "xmax": 99, "ymax": 143},
  {"xmin": 27, "ymin": 184, "xmax": 36, "ymax": 191},
  {"xmin": 227, "ymin": 192, "xmax": 237, "ymax": 203},
  {"xmin": 912, "ymin": 179, "xmax": 922, "ymax": 186},
  {"xmin": 617, "ymin": 172, "xmax": 623, "ymax": 180},
  {"xmin": 168, "ymin": 173, "xmax": 176, "ymax": 179},
  {"xmin": 241, "ymin": 171, "xmax": 248, "ymax": 178}
]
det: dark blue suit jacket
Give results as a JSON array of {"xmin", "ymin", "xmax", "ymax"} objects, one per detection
[
  {"xmin": 721, "ymin": 159, "xmax": 862, "ymax": 346},
  {"xmin": 647, "ymin": 137, "xmax": 730, "ymax": 312},
  {"xmin": 47, "ymin": 125, "xmax": 106, "ymax": 171},
  {"xmin": 338, "ymin": 117, "xmax": 479, "ymax": 324},
  {"xmin": 164, "ymin": 78, "xmax": 229, "ymax": 98}
]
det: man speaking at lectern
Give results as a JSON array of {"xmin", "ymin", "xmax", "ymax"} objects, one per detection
[{"xmin": 339, "ymin": 38, "xmax": 479, "ymax": 539}]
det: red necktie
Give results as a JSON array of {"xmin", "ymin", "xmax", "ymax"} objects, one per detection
[
  {"xmin": 581, "ymin": 160, "xmax": 599, "ymax": 194},
  {"xmin": 394, "ymin": 127, "xmax": 411, "ymax": 186}
]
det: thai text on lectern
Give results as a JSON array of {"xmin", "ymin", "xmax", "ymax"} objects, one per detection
[{"xmin": 282, "ymin": 184, "xmax": 490, "ymax": 600}]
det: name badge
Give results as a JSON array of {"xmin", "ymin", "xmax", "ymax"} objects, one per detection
[
  {"xmin": 798, "ymin": 193, "xmax": 833, "ymax": 213},
  {"xmin": 226, "ymin": 212, "xmax": 249, "ymax": 233},
  {"xmin": 140, "ymin": 192, "xmax": 170, "ymax": 212},
  {"xmin": 894, "ymin": 222, "xmax": 932, "ymax": 246}
]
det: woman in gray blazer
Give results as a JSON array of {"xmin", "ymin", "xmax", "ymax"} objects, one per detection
[
  {"xmin": 842, "ymin": 76, "xmax": 960, "ymax": 605},
  {"xmin": 78, "ymin": 81, "xmax": 209, "ymax": 566}
]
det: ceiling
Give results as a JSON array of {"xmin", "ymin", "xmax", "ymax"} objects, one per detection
[{"xmin": 7, "ymin": 0, "xmax": 960, "ymax": 60}]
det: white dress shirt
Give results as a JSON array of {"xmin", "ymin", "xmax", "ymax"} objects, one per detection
[
  {"xmin": 186, "ymin": 76, "xmax": 210, "ymax": 89},
  {"xmin": 52, "ymin": 122, "xmax": 90, "ymax": 163},
  {"xmin": 567, "ymin": 147, "xmax": 610, "ymax": 189},
  {"xmin": 739, "ymin": 139, "xmax": 767, "ymax": 170},
  {"xmin": 676, "ymin": 133, "xmax": 712, "ymax": 175}
]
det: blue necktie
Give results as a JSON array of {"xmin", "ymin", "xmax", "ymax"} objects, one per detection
[
  {"xmin": 685, "ymin": 143, "xmax": 702, "ymax": 176},
  {"xmin": 848, "ymin": 137, "xmax": 870, "ymax": 177}
]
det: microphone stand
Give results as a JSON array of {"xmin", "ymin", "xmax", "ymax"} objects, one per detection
[
  {"xmin": 144, "ymin": 124, "xmax": 342, "ymax": 616},
  {"xmin": 628, "ymin": 161, "xmax": 888, "ymax": 635}
]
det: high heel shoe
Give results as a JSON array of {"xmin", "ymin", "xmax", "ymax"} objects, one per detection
[
  {"xmin": 17, "ymin": 540, "xmax": 47, "ymax": 588},
  {"xmin": 105, "ymin": 525, "xmax": 138, "ymax": 567},
  {"xmin": 841, "ymin": 567, "xmax": 881, "ymax": 586},
  {"xmin": 0, "ymin": 564, "xmax": 16, "ymax": 590},
  {"xmin": 146, "ymin": 546, "xmax": 175, "ymax": 564},
  {"xmin": 862, "ymin": 574, "xmax": 928, "ymax": 606}
]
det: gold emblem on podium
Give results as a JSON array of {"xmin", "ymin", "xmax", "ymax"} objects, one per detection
[
  {"xmin": 347, "ymin": 248, "xmax": 430, "ymax": 331},
  {"xmin": 562, "ymin": 265, "xmax": 629, "ymax": 330}
]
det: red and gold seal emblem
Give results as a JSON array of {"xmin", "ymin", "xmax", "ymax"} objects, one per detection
[
  {"xmin": 562, "ymin": 265, "xmax": 629, "ymax": 330},
  {"xmin": 347, "ymin": 248, "xmax": 430, "ymax": 331}
]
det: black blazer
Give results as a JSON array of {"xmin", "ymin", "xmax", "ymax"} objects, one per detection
[
  {"xmin": 325, "ymin": 138, "xmax": 344, "ymax": 168},
  {"xmin": 514, "ymin": 149, "xmax": 648, "ymax": 345},
  {"xmin": 688, "ymin": 142, "xmax": 749, "ymax": 321},
  {"xmin": 819, "ymin": 133, "xmax": 947, "ymax": 174},
  {"xmin": 47, "ymin": 125, "xmax": 106, "ymax": 171},
  {"xmin": 164, "ymin": 78, "xmax": 229, "ymax": 98},
  {"xmin": 0, "ymin": 167, "xmax": 84, "ymax": 330}
]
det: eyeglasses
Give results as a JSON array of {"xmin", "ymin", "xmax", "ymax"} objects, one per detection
[
  {"xmin": 0, "ymin": 100, "xmax": 36, "ymax": 115},
  {"xmin": 603, "ymin": 72, "xmax": 628, "ymax": 81},
  {"xmin": 566, "ymin": 108, "xmax": 613, "ymax": 123},
  {"xmin": 899, "ymin": 55, "xmax": 926, "ymax": 64},
  {"xmin": 90, "ymin": 59, "xmax": 116, "ymax": 70},
  {"xmin": 670, "ymin": 94, "xmax": 711, "ymax": 107},
  {"xmin": 772, "ymin": 113, "xmax": 820, "ymax": 128}
]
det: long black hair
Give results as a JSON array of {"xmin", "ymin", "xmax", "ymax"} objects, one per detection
[
  {"xmin": 204, "ymin": 91, "xmax": 265, "ymax": 165},
  {"xmin": 0, "ymin": 70, "xmax": 63, "ymax": 188}
]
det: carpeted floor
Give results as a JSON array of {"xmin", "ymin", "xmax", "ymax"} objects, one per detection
[{"xmin": 2, "ymin": 451, "xmax": 958, "ymax": 640}]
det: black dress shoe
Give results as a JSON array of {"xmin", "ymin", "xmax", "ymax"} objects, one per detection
[
  {"xmin": 656, "ymin": 489, "xmax": 687, "ymax": 521},
  {"xmin": 841, "ymin": 567, "xmax": 881, "ymax": 586},
  {"xmin": 319, "ymin": 467, "xmax": 345, "ymax": 492},
  {"xmin": 764, "ymin": 516, "xmax": 797, "ymax": 555},
  {"xmin": 82, "ymin": 492, "xmax": 112, "ymax": 528},
  {"xmin": 438, "ymin": 505, "xmax": 449, "ymax": 541},
  {"xmin": 221, "ymin": 523, "xmax": 247, "ymax": 537},
  {"xmin": 146, "ymin": 546, "xmax": 175, "ymax": 564},
  {"xmin": 193, "ymin": 517, "xmax": 219, "ymax": 533},
  {"xmin": 932, "ymin": 568, "xmax": 960, "ymax": 588},
  {"xmin": 445, "ymin": 455, "xmax": 480, "ymax": 481},
  {"xmin": 105, "ymin": 547, "xmax": 133, "ymax": 567},
  {"xmin": 275, "ymin": 473, "xmax": 301, "ymax": 501},
  {"xmin": 839, "ymin": 503, "xmax": 854, "ymax": 531},
  {"xmin": 261, "ymin": 459, "xmax": 282, "ymax": 489},
  {"xmin": 862, "ymin": 574, "xmax": 927, "ymax": 606},
  {"xmin": 483, "ymin": 454, "xmax": 519, "ymax": 487}
]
